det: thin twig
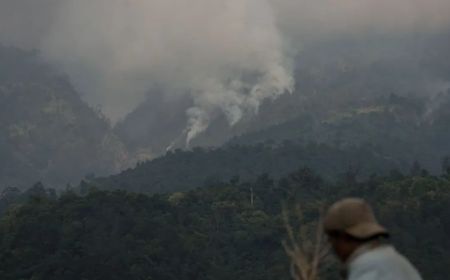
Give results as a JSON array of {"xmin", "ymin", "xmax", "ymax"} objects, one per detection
[{"xmin": 283, "ymin": 205, "xmax": 329, "ymax": 280}]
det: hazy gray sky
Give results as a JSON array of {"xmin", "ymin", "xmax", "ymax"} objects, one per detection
[
  {"xmin": 1, "ymin": 0, "xmax": 449, "ymax": 142},
  {"xmin": 2, "ymin": 0, "xmax": 449, "ymax": 47},
  {"xmin": 272, "ymin": 0, "xmax": 450, "ymax": 39}
]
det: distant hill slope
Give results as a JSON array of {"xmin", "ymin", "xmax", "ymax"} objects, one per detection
[
  {"xmin": 91, "ymin": 92, "xmax": 450, "ymax": 195},
  {"xmin": 114, "ymin": 32, "xmax": 450, "ymax": 156},
  {"xmin": 90, "ymin": 141, "xmax": 405, "ymax": 194},
  {"xmin": 229, "ymin": 93, "xmax": 450, "ymax": 173},
  {"xmin": 0, "ymin": 46, "xmax": 129, "ymax": 189}
]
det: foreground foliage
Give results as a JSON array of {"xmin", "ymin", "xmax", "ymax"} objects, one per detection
[{"xmin": 0, "ymin": 169, "xmax": 449, "ymax": 280}]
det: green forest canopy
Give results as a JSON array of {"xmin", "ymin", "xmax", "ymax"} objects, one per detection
[{"xmin": 0, "ymin": 167, "xmax": 449, "ymax": 280}]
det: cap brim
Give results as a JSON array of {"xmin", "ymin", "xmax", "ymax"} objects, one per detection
[{"xmin": 345, "ymin": 222, "xmax": 388, "ymax": 239}]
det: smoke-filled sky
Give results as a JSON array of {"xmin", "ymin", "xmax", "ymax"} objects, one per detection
[{"xmin": 1, "ymin": 0, "xmax": 450, "ymax": 143}]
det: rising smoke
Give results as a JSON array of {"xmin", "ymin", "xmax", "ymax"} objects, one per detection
[
  {"xmin": 39, "ymin": 0, "xmax": 294, "ymax": 145},
  {"xmin": 1, "ymin": 0, "xmax": 450, "ymax": 144}
]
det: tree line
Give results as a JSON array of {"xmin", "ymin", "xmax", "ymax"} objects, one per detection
[{"xmin": 0, "ymin": 166, "xmax": 449, "ymax": 279}]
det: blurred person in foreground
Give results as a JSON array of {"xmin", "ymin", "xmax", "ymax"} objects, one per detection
[{"xmin": 323, "ymin": 198, "xmax": 423, "ymax": 280}]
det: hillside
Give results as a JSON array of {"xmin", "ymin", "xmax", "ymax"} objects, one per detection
[
  {"xmin": 90, "ymin": 141, "xmax": 409, "ymax": 194},
  {"xmin": 0, "ymin": 46, "xmax": 129, "ymax": 189},
  {"xmin": 114, "ymin": 32, "xmax": 450, "ymax": 155},
  {"xmin": 89, "ymin": 91, "xmax": 450, "ymax": 195},
  {"xmin": 229, "ymin": 93, "xmax": 450, "ymax": 173}
]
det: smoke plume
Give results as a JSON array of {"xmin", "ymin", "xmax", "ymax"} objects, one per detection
[
  {"xmin": 38, "ymin": 0, "xmax": 294, "ymax": 144},
  {"xmin": 1, "ymin": 0, "xmax": 450, "ymax": 144}
]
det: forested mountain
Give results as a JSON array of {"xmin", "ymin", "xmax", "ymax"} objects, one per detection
[
  {"xmin": 1, "ymin": 3, "xmax": 450, "ymax": 280},
  {"xmin": 0, "ymin": 37, "xmax": 448, "ymax": 280},
  {"xmin": 2, "ymin": 32, "xmax": 450, "ymax": 190},
  {"xmin": 229, "ymin": 93, "xmax": 450, "ymax": 173},
  {"xmin": 115, "ymin": 32, "xmax": 450, "ymax": 155},
  {"xmin": 89, "ymin": 91, "xmax": 450, "ymax": 195},
  {"xmin": 0, "ymin": 46, "xmax": 129, "ymax": 189},
  {"xmin": 90, "ymin": 142, "xmax": 406, "ymax": 194},
  {"xmin": 0, "ymin": 169, "xmax": 448, "ymax": 280}
]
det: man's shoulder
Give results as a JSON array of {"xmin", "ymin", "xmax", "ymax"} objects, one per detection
[
  {"xmin": 349, "ymin": 245, "xmax": 422, "ymax": 280},
  {"xmin": 352, "ymin": 245, "xmax": 398, "ymax": 265}
]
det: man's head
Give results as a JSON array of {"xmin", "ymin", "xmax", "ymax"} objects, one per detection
[{"xmin": 323, "ymin": 198, "xmax": 388, "ymax": 262}]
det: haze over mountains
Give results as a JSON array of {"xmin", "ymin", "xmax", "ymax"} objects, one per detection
[
  {"xmin": 0, "ymin": 46, "xmax": 129, "ymax": 189},
  {"xmin": 2, "ymin": 30, "xmax": 450, "ymax": 190},
  {"xmin": 0, "ymin": 0, "xmax": 449, "ymax": 190}
]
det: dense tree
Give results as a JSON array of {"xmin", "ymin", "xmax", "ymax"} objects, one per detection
[
  {"xmin": 91, "ymin": 142, "xmax": 403, "ymax": 195},
  {"xmin": 0, "ymin": 168, "xmax": 449, "ymax": 279}
]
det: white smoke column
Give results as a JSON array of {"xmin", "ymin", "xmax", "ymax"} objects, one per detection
[{"xmin": 41, "ymin": 0, "xmax": 294, "ymax": 144}]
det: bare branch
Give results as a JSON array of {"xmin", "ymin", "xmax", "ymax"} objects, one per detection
[{"xmin": 283, "ymin": 204, "xmax": 329, "ymax": 280}]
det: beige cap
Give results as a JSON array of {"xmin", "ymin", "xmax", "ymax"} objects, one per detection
[{"xmin": 323, "ymin": 198, "xmax": 388, "ymax": 239}]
